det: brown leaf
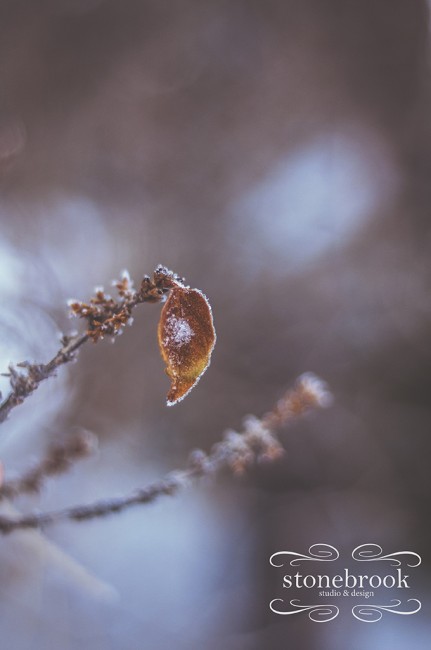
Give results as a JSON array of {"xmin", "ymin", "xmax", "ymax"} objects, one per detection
[{"xmin": 158, "ymin": 285, "xmax": 216, "ymax": 405}]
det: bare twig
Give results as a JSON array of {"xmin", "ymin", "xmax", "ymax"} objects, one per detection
[
  {"xmin": 0, "ymin": 332, "xmax": 89, "ymax": 424},
  {"xmin": 0, "ymin": 430, "xmax": 97, "ymax": 501},
  {"xmin": 0, "ymin": 373, "xmax": 331, "ymax": 534},
  {"xmin": 0, "ymin": 266, "xmax": 181, "ymax": 424}
]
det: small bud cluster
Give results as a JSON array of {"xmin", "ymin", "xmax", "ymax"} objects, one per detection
[
  {"xmin": 68, "ymin": 266, "xmax": 181, "ymax": 342},
  {"xmin": 0, "ymin": 430, "xmax": 97, "ymax": 501},
  {"xmin": 188, "ymin": 374, "xmax": 331, "ymax": 477},
  {"xmin": 262, "ymin": 372, "xmax": 332, "ymax": 429}
]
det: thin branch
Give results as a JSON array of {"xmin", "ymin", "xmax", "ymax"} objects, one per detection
[
  {"xmin": 0, "ymin": 333, "xmax": 89, "ymax": 424},
  {"xmin": 0, "ymin": 373, "xmax": 331, "ymax": 534},
  {"xmin": 0, "ymin": 430, "xmax": 97, "ymax": 501},
  {"xmin": 0, "ymin": 266, "xmax": 181, "ymax": 424}
]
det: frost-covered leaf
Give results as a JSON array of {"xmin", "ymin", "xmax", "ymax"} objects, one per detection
[{"xmin": 157, "ymin": 286, "xmax": 216, "ymax": 405}]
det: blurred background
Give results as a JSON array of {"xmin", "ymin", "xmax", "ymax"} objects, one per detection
[{"xmin": 0, "ymin": 0, "xmax": 430, "ymax": 648}]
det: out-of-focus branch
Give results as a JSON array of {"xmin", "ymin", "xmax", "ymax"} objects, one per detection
[
  {"xmin": 0, "ymin": 373, "xmax": 331, "ymax": 534},
  {"xmin": 0, "ymin": 430, "xmax": 97, "ymax": 501},
  {"xmin": 0, "ymin": 333, "xmax": 89, "ymax": 424},
  {"xmin": 0, "ymin": 266, "xmax": 181, "ymax": 424}
]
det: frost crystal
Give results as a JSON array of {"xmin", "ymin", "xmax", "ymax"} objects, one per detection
[
  {"xmin": 297, "ymin": 372, "xmax": 333, "ymax": 407},
  {"xmin": 165, "ymin": 316, "xmax": 194, "ymax": 347}
]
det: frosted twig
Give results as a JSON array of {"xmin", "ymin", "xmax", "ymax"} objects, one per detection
[
  {"xmin": 0, "ymin": 373, "xmax": 331, "ymax": 534},
  {"xmin": 0, "ymin": 430, "xmax": 97, "ymax": 501},
  {"xmin": 0, "ymin": 266, "xmax": 181, "ymax": 424},
  {"xmin": 0, "ymin": 332, "xmax": 89, "ymax": 424}
]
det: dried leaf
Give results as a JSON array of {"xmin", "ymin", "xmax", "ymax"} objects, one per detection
[{"xmin": 158, "ymin": 285, "xmax": 216, "ymax": 405}]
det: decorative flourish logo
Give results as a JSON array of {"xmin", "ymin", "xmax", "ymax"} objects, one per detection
[
  {"xmin": 269, "ymin": 543, "xmax": 422, "ymax": 622},
  {"xmin": 352, "ymin": 544, "xmax": 421, "ymax": 568},
  {"xmin": 351, "ymin": 599, "xmax": 421, "ymax": 622},
  {"xmin": 269, "ymin": 599, "xmax": 339, "ymax": 622},
  {"xmin": 270, "ymin": 544, "xmax": 339, "ymax": 567}
]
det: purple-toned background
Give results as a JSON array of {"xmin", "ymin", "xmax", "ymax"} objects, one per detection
[{"xmin": 0, "ymin": 1, "xmax": 430, "ymax": 648}]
